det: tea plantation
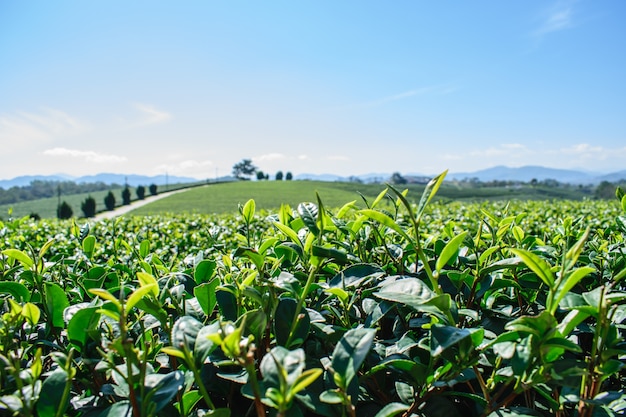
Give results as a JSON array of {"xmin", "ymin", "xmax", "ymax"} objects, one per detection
[{"xmin": 1, "ymin": 174, "xmax": 626, "ymax": 416}]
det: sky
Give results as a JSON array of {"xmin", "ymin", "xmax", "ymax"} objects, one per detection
[{"xmin": 1, "ymin": 1, "xmax": 625, "ymax": 181}]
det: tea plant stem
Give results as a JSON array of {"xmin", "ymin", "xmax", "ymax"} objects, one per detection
[
  {"xmin": 473, "ymin": 365, "xmax": 491, "ymax": 404},
  {"xmin": 54, "ymin": 349, "xmax": 75, "ymax": 417},
  {"xmin": 182, "ymin": 346, "xmax": 216, "ymax": 410},
  {"xmin": 243, "ymin": 347, "xmax": 266, "ymax": 417},
  {"xmin": 286, "ymin": 264, "xmax": 320, "ymax": 348}
]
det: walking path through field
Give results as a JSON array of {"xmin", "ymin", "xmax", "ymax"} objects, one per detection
[{"xmin": 93, "ymin": 188, "xmax": 191, "ymax": 221}]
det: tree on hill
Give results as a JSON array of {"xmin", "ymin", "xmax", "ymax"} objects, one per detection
[
  {"xmin": 136, "ymin": 185, "xmax": 146, "ymax": 200},
  {"xmin": 57, "ymin": 201, "xmax": 73, "ymax": 219},
  {"xmin": 104, "ymin": 191, "xmax": 116, "ymax": 211},
  {"xmin": 275, "ymin": 171, "xmax": 283, "ymax": 181},
  {"xmin": 390, "ymin": 172, "xmax": 407, "ymax": 185},
  {"xmin": 256, "ymin": 171, "xmax": 266, "ymax": 180},
  {"xmin": 232, "ymin": 159, "xmax": 257, "ymax": 180},
  {"xmin": 285, "ymin": 172, "xmax": 293, "ymax": 181},
  {"xmin": 81, "ymin": 196, "xmax": 96, "ymax": 218},
  {"xmin": 149, "ymin": 184, "xmax": 158, "ymax": 196}
]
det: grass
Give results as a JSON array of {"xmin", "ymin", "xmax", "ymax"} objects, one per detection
[
  {"xmin": 129, "ymin": 181, "xmax": 385, "ymax": 215},
  {"xmin": 1, "ymin": 179, "xmax": 596, "ymax": 219},
  {"xmin": 129, "ymin": 180, "xmax": 595, "ymax": 216},
  {"xmin": 0, "ymin": 182, "xmax": 207, "ymax": 219}
]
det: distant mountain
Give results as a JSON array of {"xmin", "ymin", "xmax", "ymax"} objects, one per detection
[
  {"xmin": 75, "ymin": 173, "xmax": 200, "ymax": 187},
  {"xmin": 595, "ymin": 170, "xmax": 626, "ymax": 183},
  {"xmin": 0, "ymin": 173, "xmax": 201, "ymax": 189},
  {"xmin": 447, "ymin": 165, "xmax": 598, "ymax": 184},
  {"xmin": 0, "ymin": 174, "xmax": 73, "ymax": 189}
]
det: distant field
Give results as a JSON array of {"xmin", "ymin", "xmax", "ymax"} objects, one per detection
[
  {"xmin": 1, "ymin": 179, "xmax": 595, "ymax": 219},
  {"xmin": 128, "ymin": 180, "xmax": 594, "ymax": 216},
  {"xmin": 128, "ymin": 181, "xmax": 385, "ymax": 215},
  {"xmin": 0, "ymin": 182, "xmax": 205, "ymax": 219}
]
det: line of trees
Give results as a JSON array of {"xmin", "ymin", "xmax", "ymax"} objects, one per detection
[
  {"xmin": 233, "ymin": 159, "xmax": 293, "ymax": 181},
  {"xmin": 56, "ymin": 183, "xmax": 158, "ymax": 219},
  {"xmin": 0, "ymin": 180, "xmax": 117, "ymax": 205}
]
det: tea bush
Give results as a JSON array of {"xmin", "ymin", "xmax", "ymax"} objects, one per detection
[{"xmin": 1, "ymin": 174, "xmax": 625, "ymax": 417}]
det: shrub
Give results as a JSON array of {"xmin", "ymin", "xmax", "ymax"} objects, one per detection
[
  {"xmin": 122, "ymin": 187, "xmax": 131, "ymax": 205},
  {"xmin": 149, "ymin": 184, "xmax": 158, "ymax": 196},
  {"xmin": 57, "ymin": 201, "xmax": 73, "ymax": 219},
  {"xmin": 285, "ymin": 171, "xmax": 293, "ymax": 180},
  {"xmin": 81, "ymin": 195, "xmax": 96, "ymax": 218},
  {"xmin": 275, "ymin": 171, "xmax": 283, "ymax": 181},
  {"xmin": 104, "ymin": 191, "xmax": 116, "ymax": 211},
  {"xmin": 136, "ymin": 185, "xmax": 146, "ymax": 200}
]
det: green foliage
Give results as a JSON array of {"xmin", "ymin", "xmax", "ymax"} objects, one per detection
[
  {"xmin": 121, "ymin": 186, "xmax": 131, "ymax": 205},
  {"xmin": 276, "ymin": 170, "xmax": 284, "ymax": 180},
  {"xmin": 56, "ymin": 200, "xmax": 73, "ymax": 219},
  {"xmin": 1, "ymin": 180, "xmax": 626, "ymax": 416},
  {"xmin": 104, "ymin": 190, "xmax": 116, "ymax": 211},
  {"xmin": 285, "ymin": 171, "xmax": 293, "ymax": 180},
  {"xmin": 81, "ymin": 195, "xmax": 96, "ymax": 217},
  {"xmin": 136, "ymin": 185, "xmax": 146, "ymax": 200},
  {"xmin": 149, "ymin": 183, "xmax": 158, "ymax": 196},
  {"xmin": 232, "ymin": 158, "xmax": 258, "ymax": 180}
]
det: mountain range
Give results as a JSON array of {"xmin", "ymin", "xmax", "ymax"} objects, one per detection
[
  {"xmin": 1, "ymin": 166, "xmax": 625, "ymax": 189},
  {"xmin": 0, "ymin": 173, "xmax": 200, "ymax": 189},
  {"xmin": 296, "ymin": 165, "xmax": 626, "ymax": 185}
]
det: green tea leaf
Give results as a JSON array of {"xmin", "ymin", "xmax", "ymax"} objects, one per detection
[
  {"xmin": 298, "ymin": 202, "xmax": 319, "ymax": 236},
  {"xmin": 68, "ymin": 307, "xmax": 101, "ymax": 352},
  {"xmin": 194, "ymin": 279, "xmax": 219, "ymax": 315},
  {"xmin": 125, "ymin": 283, "xmax": 158, "ymax": 313},
  {"xmin": 194, "ymin": 259, "xmax": 217, "ymax": 283},
  {"xmin": 374, "ymin": 403, "xmax": 411, "ymax": 417},
  {"xmin": 36, "ymin": 369, "xmax": 69, "ymax": 417},
  {"xmin": 0, "ymin": 282, "xmax": 30, "ymax": 302},
  {"xmin": 45, "ymin": 282, "xmax": 70, "ymax": 328},
  {"xmin": 358, "ymin": 209, "xmax": 412, "ymax": 242},
  {"xmin": 415, "ymin": 170, "xmax": 447, "ymax": 223},
  {"xmin": 331, "ymin": 327, "xmax": 376, "ymax": 389},
  {"xmin": 241, "ymin": 198, "xmax": 256, "ymax": 224},
  {"xmin": 2, "ymin": 248, "xmax": 34, "ymax": 269},
  {"xmin": 82, "ymin": 235, "xmax": 96, "ymax": 259},
  {"xmin": 436, "ymin": 231, "xmax": 468, "ymax": 272},
  {"xmin": 510, "ymin": 248, "xmax": 555, "ymax": 289},
  {"xmin": 21, "ymin": 302, "xmax": 40, "ymax": 326},
  {"xmin": 137, "ymin": 271, "xmax": 159, "ymax": 297}
]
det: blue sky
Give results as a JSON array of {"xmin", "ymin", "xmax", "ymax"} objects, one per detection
[{"xmin": 1, "ymin": 1, "xmax": 624, "ymax": 180}]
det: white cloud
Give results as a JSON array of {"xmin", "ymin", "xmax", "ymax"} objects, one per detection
[
  {"xmin": 470, "ymin": 143, "xmax": 531, "ymax": 158},
  {"xmin": 298, "ymin": 154, "xmax": 308, "ymax": 160},
  {"xmin": 254, "ymin": 153, "xmax": 286, "ymax": 161},
  {"xmin": 43, "ymin": 147, "xmax": 127, "ymax": 163},
  {"xmin": 561, "ymin": 143, "xmax": 603, "ymax": 155},
  {"xmin": 330, "ymin": 84, "xmax": 456, "ymax": 111},
  {"xmin": 131, "ymin": 103, "xmax": 172, "ymax": 127},
  {"xmin": 0, "ymin": 108, "xmax": 88, "ymax": 145},
  {"xmin": 155, "ymin": 159, "xmax": 213, "ymax": 177},
  {"xmin": 533, "ymin": 3, "xmax": 575, "ymax": 37}
]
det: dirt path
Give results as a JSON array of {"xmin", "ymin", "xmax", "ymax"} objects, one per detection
[{"xmin": 93, "ymin": 188, "xmax": 190, "ymax": 221}]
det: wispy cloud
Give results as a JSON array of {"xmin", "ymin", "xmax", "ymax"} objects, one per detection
[
  {"xmin": 331, "ymin": 84, "xmax": 456, "ymax": 111},
  {"xmin": 559, "ymin": 143, "xmax": 626, "ymax": 161},
  {"xmin": 156, "ymin": 159, "xmax": 213, "ymax": 176},
  {"xmin": 130, "ymin": 103, "xmax": 172, "ymax": 127},
  {"xmin": 0, "ymin": 108, "xmax": 88, "ymax": 144},
  {"xmin": 43, "ymin": 147, "xmax": 127, "ymax": 163},
  {"xmin": 532, "ymin": 2, "xmax": 575, "ymax": 37},
  {"xmin": 254, "ymin": 153, "xmax": 286, "ymax": 162},
  {"xmin": 469, "ymin": 143, "xmax": 531, "ymax": 158}
]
